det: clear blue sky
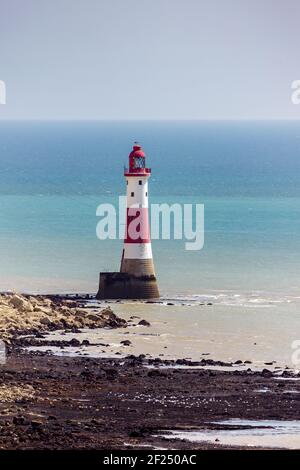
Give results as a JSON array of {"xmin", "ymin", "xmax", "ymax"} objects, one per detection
[{"xmin": 0, "ymin": 0, "xmax": 299, "ymax": 120}]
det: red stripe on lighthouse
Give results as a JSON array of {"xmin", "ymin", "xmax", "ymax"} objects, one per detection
[{"xmin": 125, "ymin": 208, "xmax": 150, "ymax": 243}]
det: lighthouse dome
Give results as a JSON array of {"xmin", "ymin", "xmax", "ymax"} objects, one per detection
[
  {"xmin": 130, "ymin": 143, "xmax": 145, "ymax": 158},
  {"xmin": 126, "ymin": 142, "xmax": 151, "ymax": 175}
]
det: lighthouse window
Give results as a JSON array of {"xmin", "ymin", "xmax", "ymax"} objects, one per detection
[
  {"xmin": 131, "ymin": 192, "xmax": 134, "ymax": 197},
  {"xmin": 146, "ymin": 192, "xmax": 148, "ymax": 196},
  {"xmin": 134, "ymin": 157, "xmax": 145, "ymax": 169},
  {"xmin": 139, "ymin": 180, "xmax": 142, "ymax": 185}
]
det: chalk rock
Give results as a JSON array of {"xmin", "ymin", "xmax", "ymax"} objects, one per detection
[{"xmin": 9, "ymin": 294, "xmax": 33, "ymax": 312}]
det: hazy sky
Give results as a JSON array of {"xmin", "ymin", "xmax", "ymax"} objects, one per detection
[{"xmin": 0, "ymin": 0, "xmax": 299, "ymax": 120}]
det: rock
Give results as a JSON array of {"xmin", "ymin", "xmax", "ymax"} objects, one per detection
[
  {"xmin": 262, "ymin": 368, "xmax": 273, "ymax": 378},
  {"xmin": 35, "ymin": 332, "xmax": 45, "ymax": 339},
  {"xmin": 86, "ymin": 313, "xmax": 101, "ymax": 322},
  {"xmin": 75, "ymin": 309, "xmax": 88, "ymax": 318},
  {"xmin": 47, "ymin": 415, "xmax": 57, "ymax": 421},
  {"xmin": 42, "ymin": 298, "xmax": 53, "ymax": 308},
  {"xmin": 100, "ymin": 308, "xmax": 127, "ymax": 328},
  {"xmin": 125, "ymin": 355, "xmax": 143, "ymax": 366},
  {"xmin": 30, "ymin": 420, "xmax": 43, "ymax": 428},
  {"xmin": 0, "ymin": 293, "xmax": 128, "ymax": 343},
  {"xmin": 9, "ymin": 294, "xmax": 33, "ymax": 312},
  {"xmin": 80, "ymin": 370, "xmax": 93, "ymax": 378},
  {"xmin": 282, "ymin": 370, "xmax": 294, "ymax": 378},
  {"xmin": 28, "ymin": 296, "xmax": 38, "ymax": 305},
  {"xmin": 13, "ymin": 416, "xmax": 29, "ymax": 426},
  {"xmin": 34, "ymin": 306, "xmax": 53, "ymax": 315},
  {"xmin": 104, "ymin": 368, "xmax": 118, "ymax": 380},
  {"xmin": 90, "ymin": 418, "xmax": 103, "ymax": 425},
  {"xmin": 138, "ymin": 319, "xmax": 151, "ymax": 327},
  {"xmin": 130, "ymin": 429, "xmax": 145, "ymax": 437},
  {"xmin": 120, "ymin": 340, "xmax": 131, "ymax": 346},
  {"xmin": 70, "ymin": 338, "xmax": 81, "ymax": 347},
  {"xmin": 148, "ymin": 369, "xmax": 166, "ymax": 377}
]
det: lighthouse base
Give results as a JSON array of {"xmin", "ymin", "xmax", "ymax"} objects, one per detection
[{"xmin": 96, "ymin": 272, "xmax": 160, "ymax": 300}]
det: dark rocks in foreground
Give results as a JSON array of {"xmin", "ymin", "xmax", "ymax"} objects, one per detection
[{"xmin": 0, "ymin": 352, "xmax": 298, "ymax": 450}]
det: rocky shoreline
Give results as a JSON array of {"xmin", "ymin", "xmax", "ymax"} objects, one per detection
[{"xmin": 0, "ymin": 293, "xmax": 127, "ymax": 345}]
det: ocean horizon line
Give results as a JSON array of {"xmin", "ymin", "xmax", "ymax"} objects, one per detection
[{"xmin": 1, "ymin": 118, "xmax": 300, "ymax": 122}]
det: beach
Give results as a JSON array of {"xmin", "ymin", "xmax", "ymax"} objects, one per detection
[
  {"xmin": 2, "ymin": 344, "xmax": 300, "ymax": 450},
  {"xmin": 0, "ymin": 293, "xmax": 300, "ymax": 450}
]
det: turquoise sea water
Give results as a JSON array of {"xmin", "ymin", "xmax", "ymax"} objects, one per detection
[{"xmin": 1, "ymin": 120, "xmax": 300, "ymax": 299}]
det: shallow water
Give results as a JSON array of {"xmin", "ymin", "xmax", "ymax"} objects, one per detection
[
  {"xmin": 28, "ymin": 295, "xmax": 300, "ymax": 370},
  {"xmin": 161, "ymin": 419, "xmax": 300, "ymax": 449}
]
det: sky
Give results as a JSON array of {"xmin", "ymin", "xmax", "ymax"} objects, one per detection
[{"xmin": 0, "ymin": 0, "xmax": 300, "ymax": 120}]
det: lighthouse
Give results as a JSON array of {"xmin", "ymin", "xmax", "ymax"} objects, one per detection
[{"xmin": 96, "ymin": 143, "xmax": 159, "ymax": 299}]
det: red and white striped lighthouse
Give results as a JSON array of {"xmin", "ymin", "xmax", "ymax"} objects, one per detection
[
  {"xmin": 120, "ymin": 143, "xmax": 159, "ymax": 297},
  {"xmin": 97, "ymin": 143, "xmax": 159, "ymax": 299}
]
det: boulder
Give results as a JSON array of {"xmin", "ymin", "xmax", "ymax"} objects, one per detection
[
  {"xmin": 138, "ymin": 319, "xmax": 151, "ymax": 327},
  {"xmin": 9, "ymin": 295, "xmax": 33, "ymax": 312}
]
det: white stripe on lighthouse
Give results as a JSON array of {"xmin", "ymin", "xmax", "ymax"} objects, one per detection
[
  {"xmin": 123, "ymin": 242, "xmax": 153, "ymax": 259},
  {"xmin": 126, "ymin": 176, "xmax": 149, "ymax": 208}
]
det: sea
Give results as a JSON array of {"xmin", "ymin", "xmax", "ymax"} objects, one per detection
[{"xmin": 1, "ymin": 119, "xmax": 300, "ymax": 367}]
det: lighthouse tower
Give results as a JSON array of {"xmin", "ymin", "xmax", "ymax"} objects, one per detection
[{"xmin": 96, "ymin": 143, "xmax": 159, "ymax": 299}]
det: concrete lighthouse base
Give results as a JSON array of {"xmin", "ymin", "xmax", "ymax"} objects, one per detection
[{"xmin": 96, "ymin": 272, "xmax": 160, "ymax": 300}]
